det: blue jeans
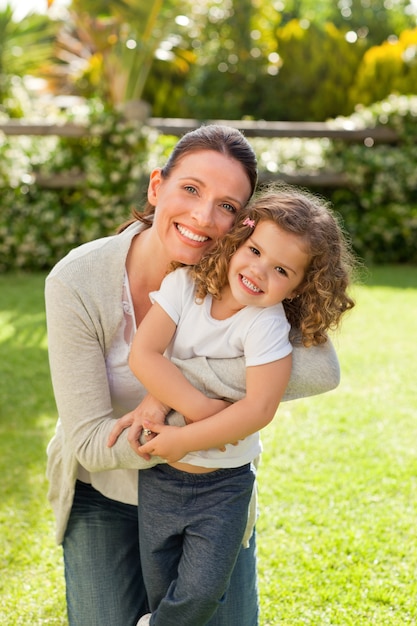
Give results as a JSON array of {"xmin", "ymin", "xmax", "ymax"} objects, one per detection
[
  {"xmin": 138, "ymin": 463, "xmax": 256, "ymax": 626},
  {"xmin": 63, "ymin": 481, "xmax": 148, "ymax": 626},
  {"xmin": 63, "ymin": 480, "xmax": 259, "ymax": 626}
]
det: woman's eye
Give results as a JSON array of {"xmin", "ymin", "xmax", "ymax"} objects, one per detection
[
  {"xmin": 184, "ymin": 185, "xmax": 197, "ymax": 194},
  {"xmin": 221, "ymin": 203, "xmax": 237, "ymax": 214}
]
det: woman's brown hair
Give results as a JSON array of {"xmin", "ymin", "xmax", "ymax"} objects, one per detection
[{"xmin": 118, "ymin": 124, "xmax": 258, "ymax": 232}]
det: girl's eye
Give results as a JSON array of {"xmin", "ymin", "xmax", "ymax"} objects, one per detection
[
  {"xmin": 275, "ymin": 266, "xmax": 288, "ymax": 276},
  {"xmin": 249, "ymin": 246, "xmax": 260, "ymax": 256}
]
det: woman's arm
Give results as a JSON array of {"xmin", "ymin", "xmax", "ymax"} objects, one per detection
[
  {"xmin": 45, "ymin": 274, "xmax": 155, "ymax": 471},
  {"xmin": 284, "ymin": 332, "xmax": 340, "ymax": 401},
  {"xmin": 137, "ymin": 355, "xmax": 292, "ymax": 464}
]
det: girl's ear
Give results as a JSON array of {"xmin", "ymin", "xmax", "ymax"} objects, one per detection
[
  {"xmin": 287, "ymin": 292, "xmax": 301, "ymax": 302},
  {"xmin": 147, "ymin": 168, "xmax": 163, "ymax": 204}
]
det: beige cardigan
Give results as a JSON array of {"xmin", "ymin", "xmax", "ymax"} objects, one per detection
[{"xmin": 45, "ymin": 222, "xmax": 340, "ymax": 544}]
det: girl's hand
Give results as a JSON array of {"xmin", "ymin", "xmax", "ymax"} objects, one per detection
[
  {"xmin": 138, "ymin": 420, "xmax": 188, "ymax": 463},
  {"xmin": 107, "ymin": 395, "xmax": 169, "ymax": 449}
]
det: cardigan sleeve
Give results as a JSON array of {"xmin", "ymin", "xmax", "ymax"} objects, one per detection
[
  {"xmin": 45, "ymin": 272, "xmax": 155, "ymax": 472},
  {"xmin": 284, "ymin": 336, "xmax": 340, "ymax": 401},
  {"xmin": 169, "ymin": 338, "xmax": 340, "ymax": 405}
]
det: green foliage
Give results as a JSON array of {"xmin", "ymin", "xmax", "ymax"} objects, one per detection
[
  {"xmin": 1, "ymin": 267, "xmax": 416, "ymax": 623},
  {"xmin": 182, "ymin": 0, "xmax": 266, "ymax": 119},
  {"xmin": 51, "ymin": 0, "xmax": 193, "ymax": 108},
  {"xmin": 325, "ymin": 95, "xmax": 417, "ymax": 264},
  {"xmin": 350, "ymin": 28, "xmax": 417, "ymax": 108},
  {"xmin": 0, "ymin": 102, "xmax": 150, "ymax": 271},
  {"xmin": 325, "ymin": 0, "xmax": 415, "ymax": 45},
  {"xmin": 3, "ymin": 1, "xmax": 417, "ymax": 122},
  {"xmin": 182, "ymin": 15, "xmax": 363, "ymax": 121},
  {"xmin": 1, "ymin": 96, "xmax": 417, "ymax": 270},
  {"xmin": 274, "ymin": 0, "xmax": 415, "ymax": 43},
  {"xmin": 263, "ymin": 20, "xmax": 365, "ymax": 121},
  {"xmin": 147, "ymin": 2, "xmax": 417, "ymax": 121},
  {"xmin": 0, "ymin": 4, "xmax": 57, "ymax": 114}
]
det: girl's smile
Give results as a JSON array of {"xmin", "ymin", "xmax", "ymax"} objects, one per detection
[
  {"xmin": 219, "ymin": 220, "xmax": 310, "ymax": 316},
  {"xmin": 239, "ymin": 274, "xmax": 263, "ymax": 294}
]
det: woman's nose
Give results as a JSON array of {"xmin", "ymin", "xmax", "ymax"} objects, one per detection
[{"xmin": 191, "ymin": 201, "xmax": 214, "ymax": 226}]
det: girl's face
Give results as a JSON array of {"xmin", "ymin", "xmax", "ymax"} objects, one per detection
[
  {"xmin": 148, "ymin": 150, "xmax": 252, "ymax": 266},
  {"xmin": 225, "ymin": 220, "xmax": 310, "ymax": 313}
]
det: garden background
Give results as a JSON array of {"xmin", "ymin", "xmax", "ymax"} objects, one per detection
[{"xmin": 1, "ymin": 1, "xmax": 417, "ymax": 624}]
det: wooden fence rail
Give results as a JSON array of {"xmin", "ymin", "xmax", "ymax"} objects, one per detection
[{"xmin": 0, "ymin": 117, "xmax": 399, "ymax": 188}]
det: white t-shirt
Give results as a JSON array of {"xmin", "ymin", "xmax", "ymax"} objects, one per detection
[{"xmin": 150, "ymin": 267, "xmax": 292, "ymax": 468}]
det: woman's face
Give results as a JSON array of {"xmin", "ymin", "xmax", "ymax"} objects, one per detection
[{"xmin": 148, "ymin": 150, "xmax": 253, "ymax": 266}]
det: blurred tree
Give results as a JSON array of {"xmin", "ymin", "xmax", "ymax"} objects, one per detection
[
  {"xmin": 174, "ymin": 0, "xmax": 417, "ymax": 120},
  {"xmin": 276, "ymin": 0, "xmax": 416, "ymax": 44},
  {"xmin": 0, "ymin": 2, "xmax": 57, "ymax": 115},
  {"xmin": 4, "ymin": 0, "xmax": 417, "ymax": 121},
  {"xmin": 325, "ymin": 0, "xmax": 416, "ymax": 46},
  {"xmin": 182, "ymin": 0, "xmax": 270, "ymax": 118},
  {"xmin": 46, "ymin": 0, "xmax": 194, "ymax": 113},
  {"xmin": 350, "ymin": 27, "xmax": 417, "ymax": 106},
  {"xmin": 263, "ymin": 19, "xmax": 365, "ymax": 120}
]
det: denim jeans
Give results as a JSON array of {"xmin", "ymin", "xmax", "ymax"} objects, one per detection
[
  {"xmin": 63, "ymin": 479, "xmax": 259, "ymax": 626},
  {"xmin": 138, "ymin": 463, "xmax": 256, "ymax": 626},
  {"xmin": 63, "ymin": 481, "xmax": 148, "ymax": 626}
]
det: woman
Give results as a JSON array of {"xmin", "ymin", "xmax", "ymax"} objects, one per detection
[{"xmin": 45, "ymin": 124, "xmax": 340, "ymax": 626}]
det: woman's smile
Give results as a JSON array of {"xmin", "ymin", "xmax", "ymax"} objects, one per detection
[{"xmin": 175, "ymin": 223, "xmax": 210, "ymax": 245}]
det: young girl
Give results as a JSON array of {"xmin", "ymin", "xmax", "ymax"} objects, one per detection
[{"xmin": 131, "ymin": 186, "xmax": 356, "ymax": 626}]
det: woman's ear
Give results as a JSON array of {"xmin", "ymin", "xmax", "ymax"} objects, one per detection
[{"xmin": 147, "ymin": 168, "xmax": 163, "ymax": 204}]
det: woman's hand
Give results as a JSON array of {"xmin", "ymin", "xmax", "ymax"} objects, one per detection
[{"xmin": 107, "ymin": 394, "xmax": 169, "ymax": 453}]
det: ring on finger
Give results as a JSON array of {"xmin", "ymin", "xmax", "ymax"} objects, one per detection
[{"xmin": 143, "ymin": 428, "xmax": 152, "ymax": 437}]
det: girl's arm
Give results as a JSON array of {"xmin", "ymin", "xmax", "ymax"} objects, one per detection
[
  {"xmin": 137, "ymin": 355, "xmax": 292, "ymax": 464},
  {"xmin": 129, "ymin": 302, "xmax": 234, "ymax": 422}
]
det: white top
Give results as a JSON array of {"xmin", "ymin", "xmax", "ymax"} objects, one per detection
[{"xmin": 150, "ymin": 267, "xmax": 292, "ymax": 468}]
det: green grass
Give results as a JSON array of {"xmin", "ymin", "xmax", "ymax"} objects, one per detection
[
  {"xmin": 0, "ymin": 267, "xmax": 416, "ymax": 625},
  {"xmin": 257, "ymin": 265, "xmax": 417, "ymax": 625},
  {"xmin": 0, "ymin": 273, "xmax": 66, "ymax": 624}
]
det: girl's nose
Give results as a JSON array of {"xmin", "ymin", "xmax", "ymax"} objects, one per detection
[{"xmin": 251, "ymin": 259, "xmax": 266, "ymax": 280}]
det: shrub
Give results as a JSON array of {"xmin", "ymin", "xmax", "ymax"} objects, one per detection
[
  {"xmin": 350, "ymin": 28, "xmax": 417, "ymax": 108},
  {"xmin": 0, "ymin": 102, "xmax": 150, "ymax": 272},
  {"xmin": 325, "ymin": 95, "xmax": 417, "ymax": 264},
  {"xmin": 1, "ymin": 95, "xmax": 417, "ymax": 270},
  {"xmin": 261, "ymin": 20, "xmax": 364, "ymax": 121}
]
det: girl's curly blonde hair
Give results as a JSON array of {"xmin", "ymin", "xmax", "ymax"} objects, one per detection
[{"xmin": 190, "ymin": 184, "xmax": 356, "ymax": 347}]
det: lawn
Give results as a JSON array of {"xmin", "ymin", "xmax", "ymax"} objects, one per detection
[{"xmin": 0, "ymin": 266, "xmax": 416, "ymax": 625}]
